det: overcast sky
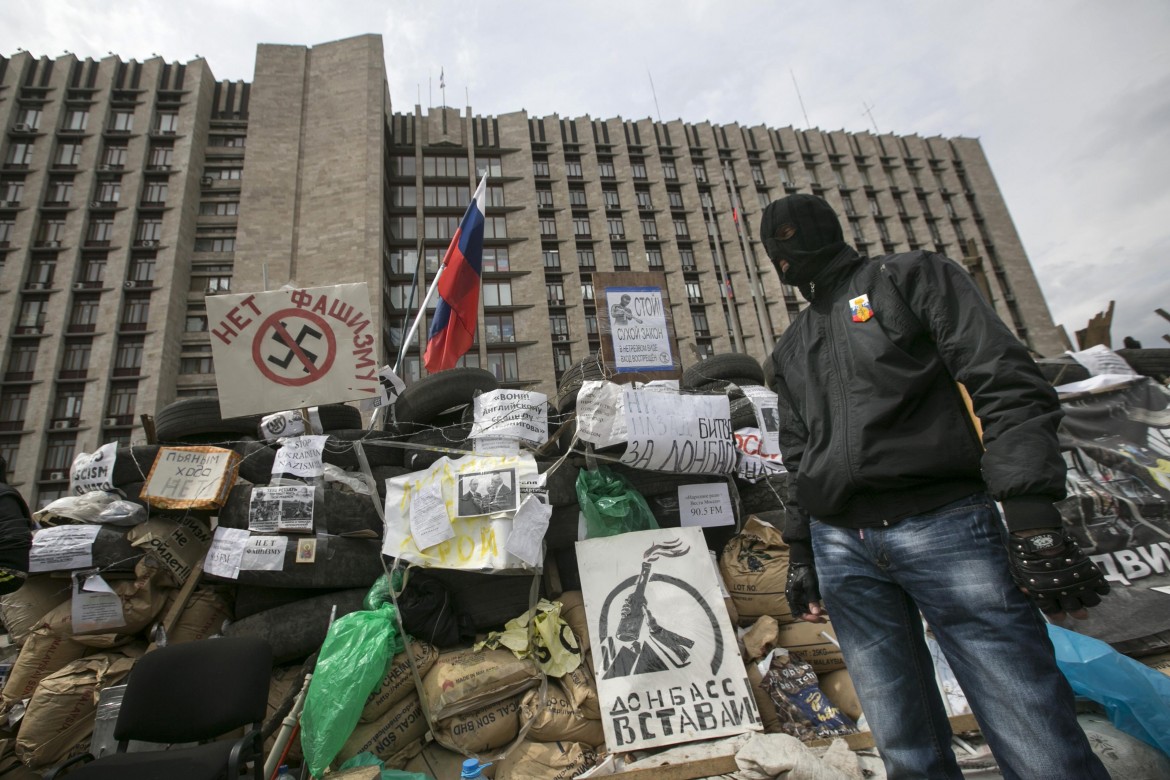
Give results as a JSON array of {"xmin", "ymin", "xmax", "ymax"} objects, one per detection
[{"xmin": 5, "ymin": 0, "xmax": 1169, "ymax": 352}]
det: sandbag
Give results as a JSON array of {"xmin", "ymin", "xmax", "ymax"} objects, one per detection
[
  {"xmin": 559, "ymin": 654, "xmax": 601, "ymax": 720},
  {"xmin": 556, "ymin": 590, "xmax": 591, "ymax": 654},
  {"xmin": 360, "ymin": 641, "xmax": 438, "ymax": 722},
  {"xmin": 15, "ymin": 652, "xmax": 136, "ymax": 769},
  {"xmin": 1, "ymin": 627, "xmax": 90, "ymax": 707},
  {"xmin": 422, "ymin": 647, "xmax": 541, "ymax": 720},
  {"xmin": 433, "ymin": 694, "xmax": 523, "ymax": 755},
  {"xmin": 520, "ymin": 682, "xmax": 604, "ymax": 746},
  {"xmin": 818, "ymin": 669, "xmax": 863, "ymax": 722},
  {"xmin": 0, "ymin": 576, "xmax": 71, "ymax": 646},
  {"xmin": 336, "ymin": 693, "xmax": 428, "ymax": 766},
  {"xmin": 746, "ymin": 662, "xmax": 783, "ymax": 734},
  {"xmin": 165, "ymin": 586, "xmax": 232, "ymax": 644},
  {"xmin": 777, "ymin": 620, "xmax": 844, "ymax": 673},
  {"xmin": 495, "ymin": 740, "xmax": 600, "ymax": 780},
  {"xmin": 719, "ymin": 516, "xmax": 791, "ymax": 625}
]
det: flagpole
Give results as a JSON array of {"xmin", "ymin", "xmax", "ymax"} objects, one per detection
[
  {"xmin": 394, "ymin": 172, "xmax": 489, "ymax": 376},
  {"xmin": 704, "ymin": 201, "xmax": 746, "ymax": 353},
  {"xmin": 723, "ymin": 161, "xmax": 775, "ymax": 353}
]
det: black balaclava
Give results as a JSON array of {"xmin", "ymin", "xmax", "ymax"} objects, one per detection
[{"xmin": 759, "ymin": 194, "xmax": 846, "ymax": 287}]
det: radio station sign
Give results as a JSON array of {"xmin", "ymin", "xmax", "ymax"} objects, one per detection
[{"xmin": 205, "ymin": 283, "xmax": 379, "ymax": 418}]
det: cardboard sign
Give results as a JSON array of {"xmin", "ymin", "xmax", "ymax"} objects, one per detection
[
  {"xmin": 383, "ymin": 454, "xmax": 540, "ymax": 571},
  {"xmin": 470, "ymin": 390, "xmax": 549, "ymax": 446},
  {"xmin": 70, "ymin": 443, "xmax": 117, "ymax": 496},
  {"xmin": 577, "ymin": 527, "xmax": 761, "ymax": 751},
  {"xmin": 620, "ymin": 388, "xmax": 736, "ymax": 474},
  {"xmin": 142, "ymin": 446, "xmax": 239, "ymax": 510},
  {"xmin": 126, "ymin": 515, "xmax": 214, "ymax": 585},
  {"xmin": 205, "ymin": 283, "xmax": 379, "ymax": 417}
]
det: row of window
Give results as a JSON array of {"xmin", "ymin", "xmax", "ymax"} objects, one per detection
[
  {"xmin": 11, "ymin": 292, "xmax": 153, "ymax": 337},
  {"xmin": 12, "ymin": 105, "xmax": 180, "ymax": 135},
  {"xmin": 5, "ymin": 334, "xmax": 145, "ymax": 383},
  {"xmin": 0, "ymin": 381, "xmax": 138, "ymax": 429},
  {"xmin": 5, "ymin": 138, "xmax": 177, "ymax": 171}
]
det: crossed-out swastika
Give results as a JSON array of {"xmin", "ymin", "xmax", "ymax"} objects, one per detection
[{"xmin": 252, "ymin": 309, "xmax": 337, "ymax": 387}]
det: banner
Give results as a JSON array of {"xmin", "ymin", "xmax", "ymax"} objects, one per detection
[
  {"xmin": 1054, "ymin": 377, "xmax": 1170, "ymax": 648},
  {"xmin": 577, "ymin": 527, "xmax": 761, "ymax": 751}
]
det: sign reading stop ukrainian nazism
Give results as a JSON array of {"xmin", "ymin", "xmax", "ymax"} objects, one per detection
[
  {"xmin": 205, "ymin": 284, "xmax": 379, "ymax": 418},
  {"xmin": 596, "ymin": 271, "xmax": 681, "ymax": 383},
  {"xmin": 577, "ymin": 527, "xmax": 761, "ymax": 751}
]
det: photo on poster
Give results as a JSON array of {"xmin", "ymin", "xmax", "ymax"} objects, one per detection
[{"xmin": 456, "ymin": 468, "xmax": 518, "ymax": 517}]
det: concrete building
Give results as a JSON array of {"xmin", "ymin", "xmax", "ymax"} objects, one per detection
[{"xmin": 0, "ymin": 35, "xmax": 1066, "ymax": 507}]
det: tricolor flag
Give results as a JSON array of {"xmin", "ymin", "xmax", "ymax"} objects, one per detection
[{"xmin": 424, "ymin": 174, "xmax": 488, "ymax": 373}]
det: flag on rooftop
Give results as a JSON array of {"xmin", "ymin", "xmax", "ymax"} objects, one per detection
[{"xmin": 424, "ymin": 174, "xmax": 487, "ymax": 373}]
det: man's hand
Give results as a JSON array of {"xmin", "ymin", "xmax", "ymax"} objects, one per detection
[
  {"xmin": 1007, "ymin": 529, "xmax": 1110, "ymax": 620},
  {"xmin": 786, "ymin": 562, "xmax": 827, "ymax": 623}
]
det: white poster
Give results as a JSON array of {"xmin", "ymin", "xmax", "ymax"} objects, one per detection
[
  {"xmin": 70, "ymin": 443, "xmax": 118, "ymax": 496},
  {"xmin": 271, "ymin": 435, "xmax": 328, "ymax": 478},
  {"xmin": 678, "ymin": 483, "xmax": 734, "ymax": 528},
  {"xmin": 71, "ymin": 572, "xmax": 126, "ymax": 634},
  {"xmin": 620, "ymin": 388, "xmax": 736, "ymax": 474},
  {"xmin": 240, "ymin": 535, "xmax": 289, "ymax": 571},
  {"xmin": 574, "ymin": 380, "xmax": 627, "ymax": 449},
  {"xmin": 733, "ymin": 428, "xmax": 786, "ymax": 483},
  {"xmin": 577, "ymin": 527, "xmax": 761, "ymax": 751},
  {"xmin": 606, "ymin": 287, "xmax": 674, "ymax": 373},
  {"xmin": 204, "ymin": 527, "xmax": 249, "ymax": 579},
  {"xmin": 741, "ymin": 386, "xmax": 781, "ymax": 457},
  {"xmin": 470, "ymin": 390, "xmax": 549, "ymax": 446},
  {"xmin": 29, "ymin": 525, "xmax": 102, "ymax": 573},
  {"xmin": 248, "ymin": 485, "xmax": 316, "ymax": 533},
  {"xmin": 205, "ymin": 283, "xmax": 379, "ymax": 417}
]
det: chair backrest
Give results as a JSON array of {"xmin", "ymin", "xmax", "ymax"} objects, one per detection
[{"xmin": 114, "ymin": 636, "xmax": 273, "ymax": 744}]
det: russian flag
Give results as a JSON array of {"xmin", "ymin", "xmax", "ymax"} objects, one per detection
[{"xmin": 424, "ymin": 174, "xmax": 488, "ymax": 373}]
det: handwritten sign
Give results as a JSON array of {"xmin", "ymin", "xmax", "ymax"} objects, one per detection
[
  {"xmin": 272, "ymin": 435, "xmax": 328, "ymax": 478},
  {"xmin": 577, "ymin": 527, "xmax": 761, "ymax": 751},
  {"xmin": 620, "ymin": 388, "xmax": 736, "ymax": 474},
  {"xmin": 142, "ymin": 446, "xmax": 239, "ymax": 510},
  {"xmin": 471, "ymin": 389, "xmax": 549, "ymax": 446},
  {"xmin": 70, "ymin": 443, "xmax": 118, "ymax": 496}
]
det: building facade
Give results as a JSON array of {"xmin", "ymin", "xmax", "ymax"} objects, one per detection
[{"xmin": 0, "ymin": 35, "xmax": 1065, "ymax": 507}]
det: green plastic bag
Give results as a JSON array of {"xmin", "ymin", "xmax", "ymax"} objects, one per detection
[
  {"xmin": 337, "ymin": 750, "xmax": 430, "ymax": 779},
  {"xmin": 575, "ymin": 465, "xmax": 658, "ymax": 538},
  {"xmin": 300, "ymin": 598, "xmax": 406, "ymax": 777}
]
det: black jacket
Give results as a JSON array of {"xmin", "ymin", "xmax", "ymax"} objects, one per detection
[
  {"xmin": 0, "ymin": 481, "xmax": 33, "ymax": 594},
  {"xmin": 771, "ymin": 247, "xmax": 1066, "ymax": 565}
]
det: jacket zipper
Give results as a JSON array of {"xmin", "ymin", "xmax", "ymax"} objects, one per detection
[{"xmin": 824, "ymin": 301, "xmax": 856, "ymax": 491}]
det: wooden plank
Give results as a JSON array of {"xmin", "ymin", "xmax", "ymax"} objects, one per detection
[
  {"xmin": 806, "ymin": 713, "xmax": 980, "ymax": 751},
  {"xmin": 146, "ymin": 559, "xmax": 204, "ymax": 651},
  {"xmin": 615, "ymin": 754, "xmax": 739, "ymax": 779}
]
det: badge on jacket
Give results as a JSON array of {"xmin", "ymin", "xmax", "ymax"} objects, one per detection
[{"xmin": 850, "ymin": 294, "xmax": 874, "ymax": 322}]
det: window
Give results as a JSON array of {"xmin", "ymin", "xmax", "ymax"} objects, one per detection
[
  {"xmin": 868, "ymin": 196, "xmax": 881, "ymax": 216},
  {"xmin": 148, "ymin": 146, "xmax": 174, "ymax": 169},
  {"xmin": 536, "ymin": 188, "xmax": 553, "ymax": 208},
  {"xmin": 6, "ymin": 143, "xmax": 35, "ymax": 167},
  {"xmin": 842, "ymin": 193, "xmax": 856, "ymax": 217},
  {"xmin": 944, "ymin": 197, "xmax": 956, "ymax": 218},
  {"xmin": 576, "ymin": 248, "xmax": 595, "ymax": 268},
  {"xmin": 155, "ymin": 112, "xmax": 179, "ymax": 133},
  {"xmin": 662, "ymin": 160, "xmax": 678, "ymax": 181},
  {"xmin": 584, "ymin": 313, "xmax": 598, "ymax": 335},
  {"xmin": 69, "ymin": 296, "xmax": 100, "ymax": 333},
  {"xmin": 387, "ymin": 249, "xmax": 418, "ymax": 275},
  {"xmin": 695, "ymin": 341, "xmax": 715, "ymax": 359},
  {"xmin": 686, "ymin": 282, "xmax": 703, "ymax": 301},
  {"xmin": 486, "ymin": 185, "xmax": 505, "ymax": 207},
  {"xmin": 850, "ymin": 221, "xmax": 865, "ymax": 244},
  {"xmin": 46, "ymin": 177, "xmax": 74, "ymax": 205},
  {"xmin": 902, "ymin": 219, "xmax": 917, "ymax": 244},
  {"xmin": 532, "ymin": 159, "xmax": 550, "ymax": 177},
  {"xmin": 17, "ymin": 299, "xmax": 48, "ymax": 333},
  {"xmin": 423, "ymin": 185, "xmax": 470, "ymax": 207},
  {"xmin": 0, "ymin": 219, "xmax": 13, "ymax": 245},
  {"xmin": 751, "ymin": 163, "xmax": 766, "ymax": 186},
  {"xmin": 877, "ymin": 219, "xmax": 891, "ymax": 242},
  {"xmin": 114, "ymin": 337, "xmax": 143, "ymax": 376},
  {"xmin": 102, "ymin": 144, "xmax": 126, "ymax": 169},
  {"xmin": 53, "ymin": 386, "xmax": 85, "ymax": 421},
  {"xmin": 388, "ymin": 217, "xmax": 416, "ymax": 240},
  {"xmin": 16, "ymin": 106, "xmax": 43, "ymax": 130},
  {"xmin": 391, "ymin": 155, "xmax": 416, "ymax": 177},
  {"xmin": 565, "ymin": 159, "xmax": 583, "ymax": 178},
  {"xmin": 640, "ymin": 218, "xmax": 658, "ymax": 239},
  {"xmin": 647, "ymin": 248, "xmax": 664, "ymax": 268},
  {"xmin": 129, "ymin": 255, "xmax": 156, "ymax": 285},
  {"xmin": 121, "ymin": 295, "xmax": 151, "ymax": 330},
  {"xmin": 109, "ymin": 111, "xmax": 134, "ymax": 132},
  {"xmin": 185, "ymin": 313, "xmax": 208, "ymax": 332},
  {"xmin": 859, "ymin": 167, "xmax": 873, "ymax": 187},
  {"xmin": 833, "ymin": 166, "xmax": 847, "ymax": 187},
  {"xmin": 606, "ymin": 217, "xmax": 624, "ymax": 239},
  {"xmin": 598, "ymin": 159, "xmax": 615, "ymax": 179},
  {"xmin": 59, "ymin": 340, "xmax": 90, "ymax": 378},
  {"xmin": 631, "ymin": 159, "xmax": 647, "ymax": 180},
  {"xmin": 486, "ymin": 351, "xmax": 519, "ymax": 382},
  {"xmin": 5, "ymin": 342, "xmax": 39, "ymax": 380},
  {"xmin": 423, "ymin": 156, "xmax": 468, "ymax": 178},
  {"xmin": 2, "ymin": 179, "xmax": 25, "ymax": 204},
  {"xmin": 481, "ymin": 247, "xmax": 510, "ymax": 272},
  {"xmin": 482, "ymin": 216, "xmax": 507, "ymax": 239},
  {"xmin": 209, "ymin": 135, "xmax": 246, "ymax": 148},
  {"xmin": 546, "ymin": 283, "xmax": 565, "ymax": 305},
  {"xmin": 207, "ymin": 167, "xmax": 242, "ymax": 180},
  {"xmin": 636, "ymin": 190, "xmax": 653, "ymax": 210},
  {"xmin": 568, "ymin": 187, "xmax": 587, "ymax": 207},
  {"xmin": 0, "ymin": 439, "xmax": 19, "ymax": 472},
  {"xmin": 43, "ymin": 436, "xmax": 77, "ymax": 476},
  {"xmin": 668, "ymin": 189, "xmax": 684, "ymax": 209},
  {"xmin": 388, "ymin": 282, "xmax": 415, "ymax": 308},
  {"xmin": 549, "ymin": 314, "xmax": 569, "ymax": 340},
  {"xmin": 199, "ymin": 201, "xmax": 238, "ymax": 216},
  {"xmin": 894, "ymin": 194, "xmax": 906, "ymax": 215},
  {"xmin": 424, "ymin": 215, "xmax": 461, "ymax": 240},
  {"xmin": 38, "ymin": 219, "xmax": 67, "ymax": 245},
  {"xmin": 28, "ymin": 257, "xmax": 55, "ymax": 286},
  {"xmin": 612, "ymin": 246, "xmax": 630, "ymax": 269},
  {"xmin": 539, "ymin": 218, "xmax": 557, "ymax": 237},
  {"xmin": 602, "ymin": 189, "xmax": 620, "ymax": 209},
  {"xmin": 482, "ymin": 281, "xmax": 512, "ymax": 307},
  {"xmin": 180, "ymin": 345, "xmax": 214, "ymax": 374},
  {"xmin": 756, "ymin": 190, "xmax": 770, "ymax": 207},
  {"xmin": 106, "ymin": 383, "xmax": 137, "ymax": 418},
  {"xmin": 136, "ymin": 219, "xmax": 163, "ymax": 243},
  {"xmin": 542, "ymin": 249, "xmax": 561, "ymax": 269},
  {"xmin": 96, "ymin": 179, "xmax": 121, "ymax": 203},
  {"xmin": 554, "ymin": 345, "xmax": 573, "ymax": 374},
  {"xmin": 194, "ymin": 237, "xmax": 235, "ymax": 252},
  {"xmin": 928, "ymin": 219, "xmax": 943, "ymax": 244},
  {"xmin": 476, "ymin": 156, "xmax": 502, "ymax": 177},
  {"xmin": 191, "ymin": 264, "xmax": 232, "ymax": 293},
  {"xmin": 455, "ymin": 353, "xmax": 480, "ymax": 369},
  {"xmin": 692, "ymin": 310, "xmax": 710, "ymax": 336},
  {"xmin": 581, "ymin": 282, "xmax": 595, "ymax": 300},
  {"xmin": 85, "ymin": 219, "xmax": 114, "ymax": 245},
  {"xmin": 573, "ymin": 218, "xmax": 592, "ymax": 238},
  {"xmin": 484, "ymin": 314, "xmax": 515, "ymax": 343},
  {"xmin": 0, "ymin": 389, "xmax": 29, "ymax": 429},
  {"xmin": 673, "ymin": 218, "xmax": 690, "ymax": 239},
  {"xmin": 693, "ymin": 161, "xmax": 708, "ymax": 183}
]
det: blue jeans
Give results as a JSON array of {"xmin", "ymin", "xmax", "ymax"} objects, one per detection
[{"xmin": 810, "ymin": 493, "xmax": 1108, "ymax": 780}]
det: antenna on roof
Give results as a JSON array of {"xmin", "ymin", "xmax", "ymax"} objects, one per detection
[
  {"xmin": 790, "ymin": 69, "xmax": 811, "ymax": 128},
  {"xmin": 647, "ymin": 69, "xmax": 663, "ymax": 124},
  {"xmin": 862, "ymin": 102, "xmax": 879, "ymax": 134}
]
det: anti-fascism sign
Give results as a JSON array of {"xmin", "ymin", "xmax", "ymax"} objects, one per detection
[
  {"xmin": 70, "ymin": 443, "xmax": 118, "ymax": 496},
  {"xmin": 577, "ymin": 527, "xmax": 761, "ymax": 751},
  {"xmin": 205, "ymin": 283, "xmax": 379, "ymax": 418}
]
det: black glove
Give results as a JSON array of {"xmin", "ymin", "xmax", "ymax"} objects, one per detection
[
  {"xmin": 0, "ymin": 565, "xmax": 26, "ymax": 596},
  {"xmin": 1007, "ymin": 530, "xmax": 1110, "ymax": 614},
  {"xmin": 786, "ymin": 562, "xmax": 822, "ymax": 618}
]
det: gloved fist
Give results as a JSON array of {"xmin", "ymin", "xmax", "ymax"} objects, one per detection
[
  {"xmin": 786, "ymin": 562, "xmax": 825, "ymax": 622},
  {"xmin": 1007, "ymin": 530, "xmax": 1110, "ymax": 615}
]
